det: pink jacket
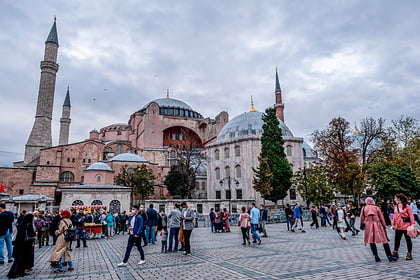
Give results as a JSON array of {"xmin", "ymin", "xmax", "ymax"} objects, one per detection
[
  {"xmin": 238, "ymin": 213, "xmax": 250, "ymax": 228},
  {"xmin": 392, "ymin": 204, "xmax": 415, "ymax": 230}
]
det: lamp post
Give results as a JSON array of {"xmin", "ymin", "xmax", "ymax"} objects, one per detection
[{"xmin": 219, "ymin": 176, "xmax": 239, "ymax": 213}]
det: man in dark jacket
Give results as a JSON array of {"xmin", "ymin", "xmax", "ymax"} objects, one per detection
[
  {"xmin": 75, "ymin": 209, "xmax": 88, "ymax": 248},
  {"xmin": 118, "ymin": 205, "xmax": 145, "ymax": 266},
  {"xmin": 50, "ymin": 211, "xmax": 61, "ymax": 245},
  {"xmin": 146, "ymin": 204, "xmax": 158, "ymax": 245},
  {"xmin": 0, "ymin": 203, "xmax": 14, "ymax": 264}
]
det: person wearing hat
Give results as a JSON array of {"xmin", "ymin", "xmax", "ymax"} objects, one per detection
[{"xmin": 49, "ymin": 210, "xmax": 74, "ymax": 272}]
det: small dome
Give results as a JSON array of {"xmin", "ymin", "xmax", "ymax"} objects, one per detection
[
  {"xmin": 111, "ymin": 153, "xmax": 147, "ymax": 162},
  {"xmin": 90, "ymin": 129, "xmax": 99, "ymax": 133},
  {"xmin": 87, "ymin": 162, "xmax": 112, "ymax": 171},
  {"xmin": 216, "ymin": 111, "xmax": 293, "ymax": 143}
]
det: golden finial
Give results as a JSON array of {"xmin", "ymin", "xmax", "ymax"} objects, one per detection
[
  {"xmin": 249, "ymin": 96, "xmax": 257, "ymax": 112},
  {"xmin": 166, "ymin": 89, "xmax": 170, "ymax": 99},
  {"xmin": 353, "ymin": 121, "xmax": 360, "ymax": 135}
]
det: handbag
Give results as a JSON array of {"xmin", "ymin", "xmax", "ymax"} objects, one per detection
[
  {"xmin": 407, "ymin": 225, "xmax": 418, "ymax": 238},
  {"xmin": 397, "ymin": 206, "xmax": 411, "ymax": 223}
]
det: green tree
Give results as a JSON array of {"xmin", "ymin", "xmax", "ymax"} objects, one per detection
[
  {"xmin": 114, "ymin": 164, "xmax": 155, "ymax": 202},
  {"xmin": 367, "ymin": 156, "xmax": 402, "ymax": 200},
  {"xmin": 164, "ymin": 164, "xmax": 189, "ymax": 198},
  {"xmin": 259, "ymin": 107, "xmax": 293, "ymax": 203},
  {"xmin": 292, "ymin": 163, "xmax": 335, "ymax": 206},
  {"xmin": 252, "ymin": 156, "xmax": 273, "ymax": 201}
]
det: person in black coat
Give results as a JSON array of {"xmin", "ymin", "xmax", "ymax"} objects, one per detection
[
  {"xmin": 50, "ymin": 211, "xmax": 61, "ymax": 246},
  {"xmin": 8, "ymin": 213, "xmax": 36, "ymax": 278}
]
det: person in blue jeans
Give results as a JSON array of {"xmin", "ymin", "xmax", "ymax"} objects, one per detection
[
  {"xmin": 118, "ymin": 205, "xmax": 145, "ymax": 266},
  {"xmin": 250, "ymin": 203, "xmax": 261, "ymax": 245},
  {"xmin": 0, "ymin": 203, "xmax": 14, "ymax": 264},
  {"xmin": 146, "ymin": 204, "xmax": 158, "ymax": 245},
  {"xmin": 167, "ymin": 204, "xmax": 181, "ymax": 252}
]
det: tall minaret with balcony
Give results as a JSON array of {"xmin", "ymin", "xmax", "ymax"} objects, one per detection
[
  {"xmin": 59, "ymin": 87, "xmax": 71, "ymax": 145},
  {"xmin": 24, "ymin": 19, "xmax": 59, "ymax": 165},
  {"xmin": 274, "ymin": 68, "xmax": 285, "ymax": 122}
]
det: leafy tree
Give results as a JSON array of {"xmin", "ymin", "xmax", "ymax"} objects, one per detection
[
  {"xmin": 367, "ymin": 156, "xmax": 403, "ymax": 200},
  {"xmin": 258, "ymin": 107, "xmax": 293, "ymax": 203},
  {"xmin": 164, "ymin": 164, "xmax": 189, "ymax": 198},
  {"xmin": 114, "ymin": 164, "xmax": 155, "ymax": 202},
  {"xmin": 252, "ymin": 156, "xmax": 273, "ymax": 201},
  {"xmin": 292, "ymin": 163, "xmax": 335, "ymax": 207},
  {"xmin": 164, "ymin": 148, "xmax": 203, "ymax": 199},
  {"xmin": 398, "ymin": 166, "xmax": 420, "ymax": 199}
]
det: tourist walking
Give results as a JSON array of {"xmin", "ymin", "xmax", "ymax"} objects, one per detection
[
  {"xmin": 285, "ymin": 204, "xmax": 294, "ymax": 231},
  {"xmin": 336, "ymin": 204, "xmax": 347, "ymax": 239},
  {"xmin": 50, "ymin": 211, "xmax": 61, "ymax": 246},
  {"xmin": 146, "ymin": 204, "xmax": 158, "ymax": 245},
  {"xmin": 168, "ymin": 204, "xmax": 181, "ymax": 252},
  {"xmin": 34, "ymin": 213, "xmax": 46, "ymax": 248},
  {"xmin": 223, "ymin": 208, "xmax": 230, "ymax": 232},
  {"xmin": 119, "ymin": 211, "xmax": 128, "ymax": 235},
  {"xmin": 49, "ymin": 210, "xmax": 74, "ymax": 273},
  {"xmin": 214, "ymin": 209, "xmax": 223, "ymax": 233},
  {"xmin": 380, "ymin": 200, "xmax": 392, "ymax": 226},
  {"xmin": 118, "ymin": 205, "xmax": 145, "ymax": 266},
  {"xmin": 139, "ymin": 205, "xmax": 148, "ymax": 246},
  {"xmin": 0, "ymin": 203, "xmax": 14, "ymax": 265},
  {"xmin": 238, "ymin": 207, "xmax": 251, "ymax": 245},
  {"xmin": 7, "ymin": 213, "xmax": 36, "ymax": 278},
  {"xmin": 360, "ymin": 197, "xmax": 394, "ymax": 262},
  {"xmin": 75, "ymin": 209, "xmax": 87, "ymax": 248},
  {"xmin": 310, "ymin": 205, "xmax": 319, "ymax": 229},
  {"xmin": 43, "ymin": 210, "xmax": 52, "ymax": 246},
  {"xmin": 346, "ymin": 202, "xmax": 359, "ymax": 235},
  {"xmin": 105, "ymin": 212, "xmax": 114, "ymax": 239},
  {"xmin": 259, "ymin": 205, "xmax": 268, "ymax": 237},
  {"xmin": 250, "ymin": 203, "xmax": 261, "ymax": 244},
  {"xmin": 180, "ymin": 202, "xmax": 194, "ymax": 255},
  {"xmin": 291, "ymin": 202, "xmax": 305, "ymax": 233},
  {"xmin": 392, "ymin": 193, "xmax": 415, "ymax": 261}
]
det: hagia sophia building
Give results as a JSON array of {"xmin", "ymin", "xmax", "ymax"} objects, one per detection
[{"xmin": 0, "ymin": 20, "xmax": 317, "ymax": 214}]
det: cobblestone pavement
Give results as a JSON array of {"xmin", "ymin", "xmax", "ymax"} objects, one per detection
[{"xmin": 0, "ymin": 223, "xmax": 419, "ymax": 280}]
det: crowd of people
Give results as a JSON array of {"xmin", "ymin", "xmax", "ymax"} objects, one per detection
[{"xmin": 1, "ymin": 194, "xmax": 420, "ymax": 278}]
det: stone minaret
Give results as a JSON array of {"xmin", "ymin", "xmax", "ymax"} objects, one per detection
[
  {"xmin": 274, "ymin": 68, "xmax": 285, "ymax": 122},
  {"xmin": 59, "ymin": 87, "xmax": 71, "ymax": 145},
  {"xmin": 24, "ymin": 19, "xmax": 59, "ymax": 165}
]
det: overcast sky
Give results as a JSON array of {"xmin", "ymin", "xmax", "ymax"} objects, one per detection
[{"xmin": 1, "ymin": 1, "xmax": 419, "ymax": 166}]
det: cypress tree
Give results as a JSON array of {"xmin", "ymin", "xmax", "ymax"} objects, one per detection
[{"xmin": 259, "ymin": 107, "xmax": 293, "ymax": 203}]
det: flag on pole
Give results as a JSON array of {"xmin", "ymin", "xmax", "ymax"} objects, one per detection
[{"xmin": 0, "ymin": 183, "xmax": 4, "ymax": 192}]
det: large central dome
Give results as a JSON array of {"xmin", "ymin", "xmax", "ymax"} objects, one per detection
[
  {"xmin": 216, "ymin": 111, "xmax": 293, "ymax": 143},
  {"xmin": 141, "ymin": 97, "xmax": 203, "ymax": 119}
]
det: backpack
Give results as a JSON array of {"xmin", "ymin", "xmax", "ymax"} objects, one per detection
[{"xmin": 63, "ymin": 220, "xmax": 76, "ymax": 242}]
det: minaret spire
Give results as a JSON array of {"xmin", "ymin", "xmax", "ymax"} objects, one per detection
[
  {"xmin": 249, "ymin": 96, "xmax": 257, "ymax": 112},
  {"xmin": 166, "ymin": 88, "xmax": 170, "ymax": 99},
  {"xmin": 25, "ymin": 19, "xmax": 60, "ymax": 165},
  {"xmin": 274, "ymin": 68, "xmax": 285, "ymax": 122},
  {"xmin": 59, "ymin": 87, "xmax": 72, "ymax": 145},
  {"xmin": 353, "ymin": 121, "xmax": 360, "ymax": 135}
]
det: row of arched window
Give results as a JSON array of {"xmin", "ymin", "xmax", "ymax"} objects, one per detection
[
  {"xmin": 214, "ymin": 145, "xmax": 240, "ymax": 160},
  {"xmin": 215, "ymin": 165, "xmax": 241, "ymax": 180}
]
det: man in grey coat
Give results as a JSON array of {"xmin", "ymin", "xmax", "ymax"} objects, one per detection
[
  {"xmin": 167, "ymin": 204, "xmax": 181, "ymax": 252},
  {"xmin": 180, "ymin": 202, "xmax": 194, "ymax": 255}
]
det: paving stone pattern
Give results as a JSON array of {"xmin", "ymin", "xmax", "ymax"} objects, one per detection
[{"xmin": 0, "ymin": 223, "xmax": 419, "ymax": 279}]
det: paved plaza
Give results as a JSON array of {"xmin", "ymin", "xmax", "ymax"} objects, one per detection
[{"xmin": 0, "ymin": 223, "xmax": 419, "ymax": 280}]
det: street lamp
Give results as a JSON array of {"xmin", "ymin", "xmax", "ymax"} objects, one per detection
[{"xmin": 219, "ymin": 176, "xmax": 239, "ymax": 213}]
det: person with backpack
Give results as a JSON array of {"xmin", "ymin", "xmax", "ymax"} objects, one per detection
[
  {"xmin": 49, "ymin": 210, "xmax": 74, "ymax": 273},
  {"xmin": 34, "ymin": 213, "xmax": 46, "ymax": 248}
]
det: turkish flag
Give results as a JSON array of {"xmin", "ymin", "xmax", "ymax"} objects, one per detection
[{"xmin": 0, "ymin": 183, "xmax": 4, "ymax": 192}]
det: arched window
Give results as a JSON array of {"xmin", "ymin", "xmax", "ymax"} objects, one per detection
[
  {"xmin": 215, "ymin": 150, "xmax": 220, "ymax": 160},
  {"xmin": 91, "ymin": 200, "xmax": 103, "ymax": 206},
  {"xmin": 201, "ymin": 182, "xmax": 206, "ymax": 190},
  {"xmin": 109, "ymin": 200, "xmax": 121, "ymax": 214},
  {"xmin": 224, "ymin": 147, "xmax": 230, "ymax": 158},
  {"xmin": 302, "ymin": 148, "xmax": 307, "ymax": 157},
  {"xmin": 289, "ymin": 188, "xmax": 296, "ymax": 200},
  {"xmin": 96, "ymin": 175, "xmax": 102, "ymax": 183},
  {"xmin": 72, "ymin": 200, "xmax": 84, "ymax": 206},
  {"xmin": 286, "ymin": 145, "xmax": 292, "ymax": 156},
  {"xmin": 234, "ymin": 145, "xmax": 240, "ymax": 157},
  {"xmin": 235, "ymin": 165, "xmax": 241, "ymax": 178},
  {"xmin": 60, "ymin": 171, "xmax": 74, "ymax": 182},
  {"xmin": 117, "ymin": 144, "xmax": 123, "ymax": 155},
  {"xmin": 225, "ymin": 166, "xmax": 230, "ymax": 178},
  {"xmin": 215, "ymin": 167, "xmax": 220, "ymax": 180}
]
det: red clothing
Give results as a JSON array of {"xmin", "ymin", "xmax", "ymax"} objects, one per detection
[
  {"xmin": 392, "ymin": 204, "xmax": 415, "ymax": 230},
  {"xmin": 360, "ymin": 205, "xmax": 389, "ymax": 246},
  {"xmin": 223, "ymin": 211, "xmax": 230, "ymax": 232}
]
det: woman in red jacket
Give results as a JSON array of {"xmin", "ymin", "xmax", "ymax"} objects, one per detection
[{"xmin": 392, "ymin": 193, "xmax": 415, "ymax": 261}]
